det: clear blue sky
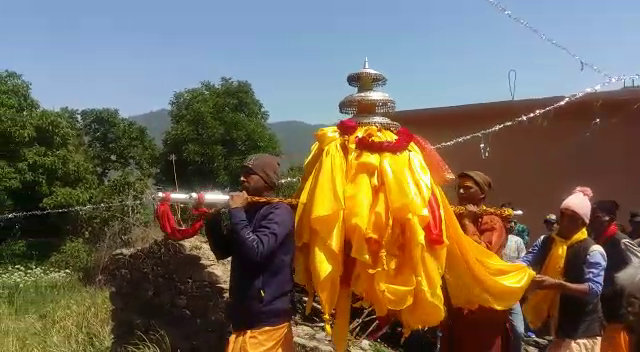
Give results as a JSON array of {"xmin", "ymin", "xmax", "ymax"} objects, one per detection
[{"xmin": 2, "ymin": 0, "xmax": 639, "ymax": 124}]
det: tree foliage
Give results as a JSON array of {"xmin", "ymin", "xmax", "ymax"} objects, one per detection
[
  {"xmin": 159, "ymin": 78, "xmax": 281, "ymax": 191},
  {"xmin": 77, "ymin": 108, "xmax": 159, "ymax": 250},
  {"xmin": 0, "ymin": 107, "xmax": 97, "ymax": 214},
  {"xmin": 0, "ymin": 70, "xmax": 40, "ymax": 114},
  {"xmin": 276, "ymin": 166, "xmax": 303, "ymax": 199},
  {"xmin": 0, "ymin": 69, "xmax": 292, "ymax": 266},
  {"xmin": 0, "ymin": 71, "xmax": 158, "ymax": 249},
  {"xmin": 80, "ymin": 108, "xmax": 158, "ymax": 181}
]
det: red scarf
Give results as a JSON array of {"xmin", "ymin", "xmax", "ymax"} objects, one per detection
[
  {"xmin": 155, "ymin": 192, "xmax": 209, "ymax": 241},
  {"xmin": 598, "ymin": 223, "xmax": 618, "ymax": 245}
]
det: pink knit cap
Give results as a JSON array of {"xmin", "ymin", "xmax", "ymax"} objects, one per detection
[{"xmin": 560, "ymin": 187, "xmax": 594, "ymax": 224}]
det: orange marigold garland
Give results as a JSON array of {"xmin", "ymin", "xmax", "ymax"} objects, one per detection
[{"xmin": 337, "ymin": 118, "xmax": 413, "ymax": 154}]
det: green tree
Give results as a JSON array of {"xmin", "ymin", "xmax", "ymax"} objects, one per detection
[
  {"xmin": 0, "ymin": 106, "xmax": 98, "ymax": 242},
  {"xmin": 78, "ymin": 108, "xmax": 159, "ymax": 249},
  {"xmin": 0, "ymin": 70, "xmax": 40, "ymax": 114},
  {"xmin": 277, "ymin": 165, "xmax": 303, "ymax": 199},
  {"xmin": 0, "ymin": 109, "xmax": 97, "ymax": 214},
  {"xmin": 0, "ymin": 71, "xmax": 158, "ymax": 256},
  {"xmin": 159, "ymin": 78, "xmax": 281, "ymax": 190},
  {"xmin": 80, "ymin": 108, "xmax": 158, "ymax": 181}
]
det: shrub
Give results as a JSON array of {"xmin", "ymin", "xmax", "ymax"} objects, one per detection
[
  {"xmin": 47, "ymin": 238, "xmax": 93, "ymax": 275},
  {"xmin": 0, "ymin": 239, "xmax": 33, "ymax": 265}
]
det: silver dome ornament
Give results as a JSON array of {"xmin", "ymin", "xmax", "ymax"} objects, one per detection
[
  {"xmin": 338, "ymin": 58, "xmax": 400, "ymax": 131},
  {"xmin": 346, "ymin": 57, "xmax": 388, "ymax": 88}
]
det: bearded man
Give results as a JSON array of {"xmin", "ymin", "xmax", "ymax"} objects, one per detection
[{"xmin": 205, "ymin": 154, "xmax": 295, "ymax": 352}]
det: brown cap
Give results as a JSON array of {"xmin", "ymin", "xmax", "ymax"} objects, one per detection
[
  {"xmin": 243, "ymin": 154, "xmax": 281, "ymax": 189},
  {"xmin": 457, "ymin": 171, "xmax": 493, "ymax": 194}
]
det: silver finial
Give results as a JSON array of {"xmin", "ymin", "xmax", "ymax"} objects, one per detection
[{"xmin": 338, "ymin": 59, "xmax": 398, "ymax": 130}]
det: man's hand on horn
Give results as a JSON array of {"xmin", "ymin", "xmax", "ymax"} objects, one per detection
[{"xmin": 229, "ymin": 191, "xmax": 249, "ymax": 209}]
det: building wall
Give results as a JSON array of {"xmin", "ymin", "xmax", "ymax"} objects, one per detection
[{"xmin": 392, "ymin": 90, "xmax": 640, "ymax": 241}]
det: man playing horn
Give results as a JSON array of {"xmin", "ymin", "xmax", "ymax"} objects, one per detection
[{"xmin": 205, "ymin": 154, "xmax": 295, "ymax": 352}]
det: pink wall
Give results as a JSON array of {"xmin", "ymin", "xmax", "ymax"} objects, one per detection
[{"xmin": 392, "ymin": 88, "xmax": 640, "ymax": 240}]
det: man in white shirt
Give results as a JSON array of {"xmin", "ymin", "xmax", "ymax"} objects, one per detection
[{"xmin": 502, "ymin": 234, "xmax": 527, "ymax": 352}]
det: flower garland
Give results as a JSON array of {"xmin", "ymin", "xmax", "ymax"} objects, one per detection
[{"xmin": 336, "ymin": 118, "xmax": 413, "ymax": 154}]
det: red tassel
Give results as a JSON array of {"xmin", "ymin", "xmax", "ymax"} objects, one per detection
[
  {"xmin": 155, "ymin": 192, "xmax": 209, "ymax": 241},
  {"xmin": 424, "ymin": 188, "xmax": 445, "ymax": 246}
]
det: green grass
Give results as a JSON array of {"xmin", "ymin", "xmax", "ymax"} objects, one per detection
[
  {"xmin": 0, "ymin": 265, "xmax": 166, "ymax": 352},
  {"xmin": 0, "ymin": 266, "xmax": 111, "ymax": 352},
  {"xmin": 0, "ymin": 264, "xmax": 393, "ymax": 352}
]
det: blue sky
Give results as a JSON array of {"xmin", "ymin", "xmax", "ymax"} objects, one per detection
[{"xmin": 2, "ymin": 0, "xmax": 639, "ymax": 124}]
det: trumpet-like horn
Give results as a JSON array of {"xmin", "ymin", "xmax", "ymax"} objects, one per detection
[
  {"xmin": 154, "ymin": 192, "xmax": 521, "ymax": 219},
  {"xmin": 153, "ymin": 192, "xmax": 299, "ymax": 207},
  {"xmin": 154, "ymin": 192, "xmax": 229, "ymax": 205}
]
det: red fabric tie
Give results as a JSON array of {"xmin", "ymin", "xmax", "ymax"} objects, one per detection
[
  {"xmin": 598, "ymin": 223, "xmax": 618, "ymax": 245},
  {"xmin": 155, "ymin": 192, "xmax": 209, "ymax": 241},
  {"xmin": 424, "ymin": 188, "xmax": 445, "ymax": 246}
]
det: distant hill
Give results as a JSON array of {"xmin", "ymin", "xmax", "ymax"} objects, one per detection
[{"xmin": 128, "ymin": 109, "xmax": 328, "ymax": 166}]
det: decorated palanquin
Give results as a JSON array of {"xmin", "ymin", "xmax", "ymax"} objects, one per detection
[{"xmin": 293, "ymin": 59, "xmax": 535, "ymax": 351}]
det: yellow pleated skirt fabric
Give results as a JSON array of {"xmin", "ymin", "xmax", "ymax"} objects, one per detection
[{"xmin": 293, "ymin": 126, "xmax": 535, "ymax": 351}]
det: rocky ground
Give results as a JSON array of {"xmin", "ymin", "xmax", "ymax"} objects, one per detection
[
  {"xmin": 522, "ymin": 337, "xmax": 551, "ymax": 352},
  {"xmin": 293, "ymin": 324, "xmax": 393, "ymax": 352},
  {"xmin": 103, "ymin": 237, "xmax": 230, "ymax": 351}
]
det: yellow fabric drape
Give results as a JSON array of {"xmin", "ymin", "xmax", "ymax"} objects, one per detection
[
  {"xmin": 523, "ymin": 227, "xmax": 589, "ymax": 332},
  {"xmin": 226, "ymin": 322, "xmax": 294, "ymax": 352},
  {"xmin": 294, "ymin": 126, "xmax": 535, "ymax": 352}
]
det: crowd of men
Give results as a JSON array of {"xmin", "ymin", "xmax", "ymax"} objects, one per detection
[
  {"xmin": 201, "ymin": 153, "xmax": 639, "ymax": 352},
  {"xmin": 502, "ymin": 200, "xmax": 640, "ymax": 352},
  {"xmin": 444, "ymin": 173, "xmax": 640, "ymax": 352}
]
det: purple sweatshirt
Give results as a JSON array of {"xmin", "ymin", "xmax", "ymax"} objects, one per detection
[{"xmin": 205, "ymin": 202, "xmax": 295, "ymax": 332}]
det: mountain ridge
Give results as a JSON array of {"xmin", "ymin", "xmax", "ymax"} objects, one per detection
[{"xmin": 128, "ymin": 109, "xmax": 327, "ymax": 166}]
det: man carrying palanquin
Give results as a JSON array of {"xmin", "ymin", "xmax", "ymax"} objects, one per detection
[
  {"xmin": 520, "ymin": 187, "xmax": 606, "ymax": 352},
  {"xmin": 440, "ymin": 171, "xmax": 512, "ymax": 352}
]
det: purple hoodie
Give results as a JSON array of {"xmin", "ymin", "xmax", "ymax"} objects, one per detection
[{"xmin": 205, "ymin": 202, "xmax": 295, "ymax": 331}]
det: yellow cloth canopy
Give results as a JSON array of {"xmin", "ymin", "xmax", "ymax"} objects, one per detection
[{"xmin": 294, "ymin": 125, "xmax": 535, "ymax": 351}]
